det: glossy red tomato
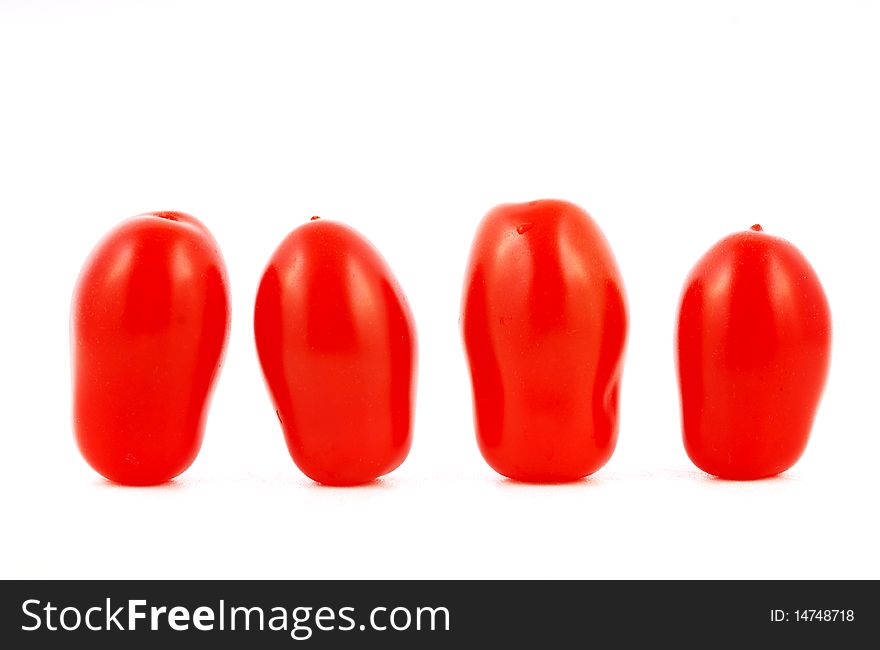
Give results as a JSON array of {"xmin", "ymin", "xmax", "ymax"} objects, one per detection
[
  {"xmin": 676, "ymin": 225, "xmax": 832, "ymax": 480},
  {"xmin": 71, "ymin": 212, "xmax": 230, "ymax": 485},
  {"xmin": 461, "ymin": 199, "xmax": 628, "ymax": 482},
  {"xmin": 254, "ymin": 218, "xmax": 417, "ymax": 486}
]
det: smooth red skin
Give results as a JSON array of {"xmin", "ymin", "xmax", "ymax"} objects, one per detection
[
  {"xmin": 254, "ymin": 220, "xmax": 417, "ymax": 486},
  {"xmin": 461, "ymin": 200, "xmax": 629, "ymax": 482},
  {"xmin": 71, "ymin": 212, "xmax": 230, "ymax": 486},
  {"xmin": 676, "ymin": 227, "xmax": 832, "ymax": 480}
]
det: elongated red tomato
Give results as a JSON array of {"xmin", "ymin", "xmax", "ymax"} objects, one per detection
[
  {"xmin": 461, "ymin": 199, "xmax": 628, "ymax": 482},
  {"xmin": 254, "ymin": 218, "xmax": 417, "ymax": 486},
  {"xmin": 676, "ymin": 225, "xmax": 832, "ymax": 480},
  {"xmin": 71, "ymin": 212, "xmax": 230, "ymax": 485}
]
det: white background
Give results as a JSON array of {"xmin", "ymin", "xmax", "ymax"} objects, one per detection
[{"xmin": 1, "ymin": 0, "xmax": 878, "ymax": 579}]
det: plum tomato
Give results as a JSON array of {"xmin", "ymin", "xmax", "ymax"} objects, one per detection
[
  {"xmin": 676, "ymin": 225, "xmax": 832, "ymax": 480},
  {"xmin": 461, "ymin": 199, "xmax": 628, "ymax": 482},
  {"xmin": 254, "ymin": 218, "xmax": 417, "ymax": 486},
  {"xmin": 71, "ymin": 211, "xmax": 230, "ymax": 486}
]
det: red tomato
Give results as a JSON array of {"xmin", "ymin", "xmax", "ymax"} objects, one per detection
[
  {"xmin": 254, "ymin": 218, "xmax": 417, "ymax": 486},
  {"xmin": 71, "ymin": 212, "xmax": 230, "ymax": 485},
  {"xmin": 461, "ymin": 200, "xmax": 629, "ymax": 482},
  {"xmin": 676, "ymin": 225, "xmax": 832, "ymax": 479}
]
